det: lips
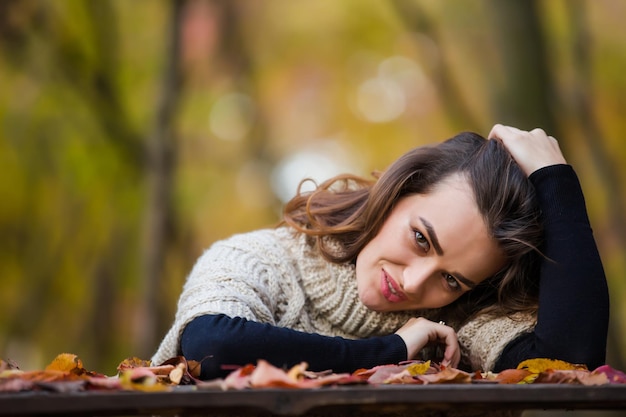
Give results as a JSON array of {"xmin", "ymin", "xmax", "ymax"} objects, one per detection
[{"xmin": 380, "ymin": 269, "xmax": 407, "ymax": 303}]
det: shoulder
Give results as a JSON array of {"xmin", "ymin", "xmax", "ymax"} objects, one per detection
[
  {"xmin": 205, "ymin": 227, "xmax": 300, "ymax": 257},
  {"xmin": 190, "ymin": 226, "xmax": 310, "ymax": 275}
]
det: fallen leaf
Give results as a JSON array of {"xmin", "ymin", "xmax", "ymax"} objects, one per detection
[
  {"xmin": 187, "ymin": 360, "xmax": 202, "ymax": 379},
  {"xmin": 0, "ymin": 377, "xmax": 34, "ymax": 392},
  {"xmin": 169, "ymin": 363, "xmax": 186, "ymax": 385},
  {"xmin": 45, "ymin": 353, "xmax": 84, "ymax": 373},
  {"xmin": 117, "ymin": 357, "xmax": 152, "ymax": 372},
  {"xmin": 86, "ymin": 376, "xmax": 122, "ymax": 390},
  {"xmin": 534, "ymin": 369, "xmax": 608, "ymax": 385},
  {"xmin": 222, "ymin": 363, "xmax": 255, "ymax": 390},
  {"xmin": 517, "ymin": 358, "xmax": 587, "ymax": 374},
  {"xmin": 359, "ymin": 364, "xmax": 414, "ymax": 384},
  {"xmin": 118, "ymin": 368, "xmax": 169, "ymax": 392},
  {"xmin": 249, "ymin": 360, "xmax": 302, "ymax": 388},
  {"xmin": 407, "ymin": 360, "xmax": 432, "ymax": 376},
  {"xmin": 593, "ymin": 365, "xmax": 626, "ymax": 384},
  {"xmin": 495, "ymin": 369, "xmax": 532, "ymax": 384},
  {"xmin": 418, "ymin": 367, "xmax": 472, "ymax": 384}
]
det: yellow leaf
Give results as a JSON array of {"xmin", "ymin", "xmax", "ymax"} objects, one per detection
[
  {"xmin": 517, "ymin": 358, "xmax": 587, "ymax": 374},
  {"xmin": 286, "ymin": 362, "xmax": 308, "ymax": 381},
  {"xmin": 45, "ymin": 354, "xmax": 83, "ymax": 373},
  {"xmin": 407, "ymin": 361, "xmax": 431, "ymax": 376},
  {"xmin": 119, "ymin": 368, "xmax": 168, "ymax": 392},
  {"xmin": 520, "ymin": 373, "xmax": 539, "ymax": 384}
]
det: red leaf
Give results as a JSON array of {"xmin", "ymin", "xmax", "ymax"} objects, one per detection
[{"xmin": 593, "ymin": 365, "xmax": 626, "ymax": 384}]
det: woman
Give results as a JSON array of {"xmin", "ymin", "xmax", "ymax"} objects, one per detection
[{"xmin": 151, "ymin": 125, "xmax": 609, "ymax": 380}]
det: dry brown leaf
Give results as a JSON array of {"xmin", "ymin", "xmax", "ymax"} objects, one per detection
[
  {"xmin": 117, "ymin": 357, "xmax": 152, "ymax": 372},
  {"xmin": 534, "ymin": 369, "xmax": 609, "ymax": 385},
  {"xmin": 418, "ymin": 367, "xmax": 472, "ymax": 384},
  {"xmin": 168, "ymin": 363, "xmax": 186, "ymax": 385}
]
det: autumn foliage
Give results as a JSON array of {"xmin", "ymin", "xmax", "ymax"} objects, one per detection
[{"xmin": 1, "ymin": 354, "xmax": 626, "ymax": 393}]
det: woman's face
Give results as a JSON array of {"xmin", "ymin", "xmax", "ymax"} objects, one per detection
[{"xmin": 355, "ymin": 174, "xmax": 506, "ymax": 312}]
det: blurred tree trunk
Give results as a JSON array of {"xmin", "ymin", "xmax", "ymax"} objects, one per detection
[
  {"xmin": 390, "ymin": 0, "xmax": 481, "ymax": 131},
  {"xmin": 137, "ymin": 0, "xmax": 185, "ymax": 359},
  {"xmin": 209, "ymin": 0, "xmax": 275, "ymax": 166},
  {"xmin": 82, "ymin": 0, "xmax": 127, "ymax": 367},
  {"xmin": 0, "ymin": 0, "xmax": 145, "ymax": 369},
  {"xmin": 487, "ymin": 0, "xmax": 560, "ymax": 141},
  {"xmin": 566, "ymin": 0, "xmax": 626, "ymax": 372},
  {"xmin": 489, "ymin": 0, "xmax": 624, "ymax": 370}
]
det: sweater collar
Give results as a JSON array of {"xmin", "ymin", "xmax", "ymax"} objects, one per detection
[{"xmin": 286, "ymin": 228, "xmax": 418, "ymax": 338}]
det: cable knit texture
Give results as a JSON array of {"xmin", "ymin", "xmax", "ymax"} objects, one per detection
[
  {"xmin": 457, "ymin": 312, "xmax": 535, "ymax": 371},
  {"xmin": 152, "ymin": 226, "xmax": 536, "ymax": 371}
]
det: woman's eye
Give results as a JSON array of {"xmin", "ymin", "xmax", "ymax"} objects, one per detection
[
  {"xmin": 414, "ymin": 230, "xmax": 430, "ymax": 252},
  {"xmin": 444, "ymin": 274, "xmax": 461, "ymax": 291}
]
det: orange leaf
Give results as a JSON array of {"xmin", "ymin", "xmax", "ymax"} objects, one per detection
[
  {"xmin": 45, "ymin": 353, "xmax": 84, "ymax": 373},
  {"xmin": 495, "ymin": 369, "xmax": 532, "ymax": 384}
]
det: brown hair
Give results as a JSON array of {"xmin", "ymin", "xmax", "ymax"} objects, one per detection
[{"xmin": 282, "ymin": 132, "xmax": 542, "ymax": 319}]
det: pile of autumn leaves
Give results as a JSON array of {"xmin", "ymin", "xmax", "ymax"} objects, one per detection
[{"xmin": 1, "ymin": 354, "xmax": 625, "ymax": 393}]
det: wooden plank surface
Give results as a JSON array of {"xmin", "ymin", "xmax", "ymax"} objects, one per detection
[{"xmin": 2, "ymin": 384, "xmax": 626, "ymax": 416}]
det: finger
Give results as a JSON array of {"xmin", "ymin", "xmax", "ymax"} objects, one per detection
[
  {"xmin": 488, "ymin": 124, "xmax": 524, "ymax": 141},
  {"xmin": 529, "ymin": 127, "xmax": 547, "ymax": 138},
  {"xmin": 436, "ymin": 322, "xmax": 460, "ymax": 368},
  {"xmin": 441, "ymin": 333, "xmax": 460, "ymax": 368}
]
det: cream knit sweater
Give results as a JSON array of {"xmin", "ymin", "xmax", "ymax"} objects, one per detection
[{"xmin": 152, "ymin": 226, "xmax": 536, "ymax": 372}]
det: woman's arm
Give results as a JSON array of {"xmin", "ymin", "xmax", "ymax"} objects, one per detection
[
  {"xmin": 488, "ymin": 125, "xmax": 609, "ymax": 371},
  {"xmin": 495, "ymin": 165, "xmax": 609, "ymax": 370},
  {"xmin": 181, "ymin": 314, "xmax": 408, "ymax": 380}
]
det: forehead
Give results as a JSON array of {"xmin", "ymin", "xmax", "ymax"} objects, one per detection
[
  {"xmin": 402, "ymin": 178, "xmax": 479, "ymax": 232},
  {"xmin": 397, "ymin": 178, "xmax": 504, "ymax": 283}
]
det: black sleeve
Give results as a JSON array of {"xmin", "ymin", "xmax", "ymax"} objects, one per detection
[
  {"xmin": 495, "ymin": 165, "xmax": 609, "ymax": 371},
  {"xmin": 181, "ymin": 313, "xmax": 408, "ymax": 380}
]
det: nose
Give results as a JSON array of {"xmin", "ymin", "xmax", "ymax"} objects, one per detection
[{"xmin": 403, "ymin": 258, "xmax": 438, "ymax": 297}]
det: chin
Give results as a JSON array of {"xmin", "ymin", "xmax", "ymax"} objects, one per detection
[{"xmin": 358, "ymin": 294, "xmax": 387, "ymax": 312}]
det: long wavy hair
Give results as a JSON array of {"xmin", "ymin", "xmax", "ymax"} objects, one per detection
[{"xmin": 281, "ymin": 132, "xmax": 543, "ymax": 321}]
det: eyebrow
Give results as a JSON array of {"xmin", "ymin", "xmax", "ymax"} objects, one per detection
[
  {"xmin": 419, "ymin": 216, "xmax": 478, "ymax": 290},
  {"xmin": 420, "ymin": 217, "xmax": 444, "ymax": 256}
]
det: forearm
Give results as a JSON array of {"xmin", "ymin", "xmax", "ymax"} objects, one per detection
[
  {"xmin": 496, "ymin": 165, "xmax": 609, "ymax": 371},
  {"xmin": 181, "ymin": 314, "xmax": 408, "ymax": 380}
]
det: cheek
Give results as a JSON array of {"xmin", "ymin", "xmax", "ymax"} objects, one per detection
[
  {"xmin": 356, "ymin": 238, "xmax": 377, "ymax": 268},
  {"xmin": 428, "ymin": 291, "xmax": 465, "ymax": 309}
]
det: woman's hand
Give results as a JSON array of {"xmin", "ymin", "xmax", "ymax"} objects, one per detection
[
  {"xmin": 395, "ymin": 317, "xmax": 460, "ymax": 368},
  {"xmin": 488, "ymin": 124, "xmax": 567, "ymax": 176}
]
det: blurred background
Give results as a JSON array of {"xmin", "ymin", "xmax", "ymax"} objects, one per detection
[{"xmin": 1, "ymin": 0, "xmax": 625, "ymax": 390}]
